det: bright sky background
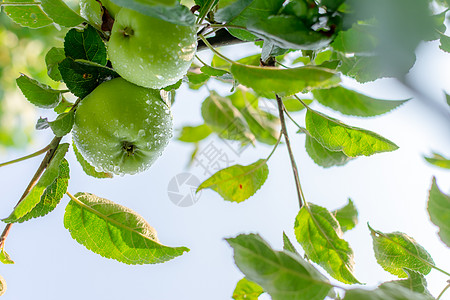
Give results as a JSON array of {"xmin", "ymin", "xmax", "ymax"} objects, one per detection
[{"xmin": 1, "ymin": 28, "xmax": 450, "ymax": 300}]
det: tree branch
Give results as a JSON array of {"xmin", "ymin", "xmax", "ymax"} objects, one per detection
[{"xmin": 197, "ymin": 29, "xmax": 254, "ymax": 51}]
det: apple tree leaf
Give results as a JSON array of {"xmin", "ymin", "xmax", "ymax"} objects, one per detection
[
  {"xmin": 230, "ymin": 64, "xmax": 340, "ymax": 99},
  {"xmin": 320, "ymin": 0, "xmax": 345, "ymax": 11},
  {"xmin": 305, "ymin": 109, "xmax": 399, "ymax": 157},
  {"xmin": 424, "ymin": 152, "xmax": 450, "ymax": 169},
  {"xmin": 64, "ymin": 192, "xmax": 189, "ymax": 264},
  {"xmin": 379, "ymin": 269, "xmax": 432, "ymax": 296},
  {"xmin": 45, "ymin": 47, "xmax": 66, "ymax": 82},
  {"xmin": 14, "ymin": 159, "xmax": 70, "ymax": 223},
  {"xmin": 295, "ymin": 203, "xmax": 360, "ymax": 284},
  {"xmin": 368, "ymin": 225, "xmax": 435, "ymax": 278},
  {"xmin": 331, "ymin": 23, "xmax": 377, "ymax": 55},
  {"xmin": 178, "ymin": 124, "xmax": 212, "ymax": 143},
  {"xmin": 427, "ymin": 177, "xmax": 450, "ymax": 247},
  {"xmin": 58, "ymin": 58, "xmax": 119, "ymax": 98},
  {"xmin": 0, "ymin": 248, "xmax": 14, "ymax": 264},
  {"xmin": 16, "ymin": 74, "xmax": 62, "ymax": 109},
  {"xmin": 0, "ymin": 275, "xmax": 5, "ymax": 297},
  {"xmin": 232, "ymin": 278, "xmax": 264, "ymax": 300},
  {"xmin": 337, "ymin": 55, "xmax": 395, "ymax": 83},
  {"xmin": 200, "ymin": 65, "xmax": 229, "ymax": 77},
  {"xmin": 48, "ymin": 111, "xmax": 75, "ymax": 137},
  {"xmin": 283, "ymin": 98, "xmax": 312, "ymax": 112},
  {"xmin": 72, "ymin": 143, "xmax": 113, "ymax": 179},
  {"xmin": 227, "ymin": 233, "xmax": 332, "ymax": 300},
  {"xmin": 195, "ymin": 0, "xmax": 219, "ymax": 23},
  {"xmin": 299, "ymin": 127, "xmax": 353, "ymax": 168},
  {"xmin": 40, "ymin": 0, "xmax": 85, "ymax": 27},
  {"xmin": 197, "ymin": 159, "xmax": 268, "ymax": 203},
  {"xmin": 240, "ymin": 105, "xmax": 280, "ymax": 145},
  {"xmin": 312, "ymin": 86, "xmax": 409, "ymax": 117},
  {"xmin": 440, "ymin": 33, "xmax": 450, "ymax": 53},
  {"xmin": 282, "ymin": 232, "xmax": 300, "ymax": 256},
  {"xmin": 3, "ymin": 0, "xmax": 53, "ymax": 28},
  {"xmin": 3, "ymin": 143, "xmax": 69, "ymax": 223},
  {"xmin": 332, "ymin": 199, "xmax": 358, "ymax": 232},
  {"xmin": 343, "ymin": 284, "xmax": 434, "ymax": 300},
  {"xmin": 64, "ymin": 25, "xmax": 107, "ymax": 65}
]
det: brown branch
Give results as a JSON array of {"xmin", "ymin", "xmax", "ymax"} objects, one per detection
[{"xmin": 197, "ymin": 29, "xmax": 255, "ymax": 51}]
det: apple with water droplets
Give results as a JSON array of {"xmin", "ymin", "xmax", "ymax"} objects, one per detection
[
  {"xmin": 72, "ymin": 77, "xmax": 173, "ymax": 175},
  {"xmin": 107, "ymin": 8, "xmax": 197, "ymax": 89}
]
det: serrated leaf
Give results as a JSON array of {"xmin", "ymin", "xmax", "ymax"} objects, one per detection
[
  {"xmin": 58, "ymin": 58, "xmax": 119, "ymax": 98},
  {"xmin": 110, "ymin": 0, "xmax": 195, "ymax": 26},
  {"xmin": 72, "ymin": 143, "xmax": 113, "ymax": 179},
  {"xmin": 48, "ymin": 111, "xmax": 74, "ymax": 137},
  {"xmin": 282, "ymin": 232, "xmax": 299, "ymax": 255},
  {"xmin": 45, "ymin": 47, "xmax": 65, "ymax": 82},
  {"xmin": 16, "ymin": 74, "xmax": 62, "ymax": 109},
  {"xmin": 299, "ymin": 127, "xmax": 353, "ymax": 168},
  {"xmin": 178, "ymin": 124, "xmax": 212, "ymax": 143},
  {"xmin": 197, "ymin": 159, "xmax": 268, "ymax": 203},
  {"xmin": 3, "ymin": 143, "xmax": 69, "ymax": 223},
  {"xmin": 230, "ymin": 64, "xmax": 340, "ymax": 99},
  {"xmin": 0, "ymin": 249, "xmax": 14, "ymax": 264},
  {"xmin": 64, "ymin": 192, "xmax": 189, "ymax": 264},
  {"xmin": 332, "ymin": 199, "xmax": 358, "ymax": 232},
  {"xmin": 201, "ymin": 91, "xmax": 255, "ymax": 143},
  {"xmin": 424, "ymin": 152, "xmax": 450, "ymax": 169},
  {"xmin": 313, "ymin": 86, "xmax": 409, "ymax": 117},
  {"xmin": 241, "ymin": 104, "xmax": 280, "ymax": 145},
  {"xmin": 331, "ymin": 23, "xmax": 377, "ymax": 55},
  {"xmin": 0, "ymin": 275, "xmax": 5, "ymax": 296},
  {"xmin": 305, "ymin": 109, "xmax": 399, "ymax": 157},
  {"xmin": 440, "ymin": 33, "xmax": 450, "ymax": 53},
  {"xmin": 343, "ymin": 284, "xmax": 434, "ymax": 300},
  {"xmin": 232, "ymin": 278, "xmax": 264, "ymax": 300},
  {"xmin": 3, "ymin": 0, "xmax": 53, "ymax": 28},
  {"xmin": 368, "ymin": 225, "xmax": 435, "ymax": 278},
  {"xmin": 64, "ymin": 25, "xmax": 107, "ymax": 65},
  {"xmin": 227, "ymin": 233, "xmax": 332, "ymax": 300},
  {"xmin": 380, "ymin": 269, "xmax": 432, "ymax": 296},
  {"xmin": 14, "ymin": 159, "xmax": 70, "ymax": 223},
  {"xmin": 40, "ymin": 0, "xmax": 85, "ymax": 27},
  {"xmin": 36, "ymin": 117, "xmax": 50, "ymax": 130},
  {"xmin": 427, "ymin": 177, "xmax": 450, "ymax": 247},
  {"xmin": 295, "ymin": 203, "xmax": 360, "ymax": 284},
  {"xmin": 338, "ymin": 55, "xmax": 395, "ymax": 83}
]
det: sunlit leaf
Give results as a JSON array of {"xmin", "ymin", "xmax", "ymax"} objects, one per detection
[
  {"xmin": 16, "ymin": 74, "xmax": 62, "ymax": 109},
  {"xmin": 343, "ymin": 284, "xmax": 434, "ymax": 300},
  {"xmin": 227, "ymin": 233, "xmax": 332, "ymax": 300},
  {"xmin": 305, "ymin": 109, "xmax": 399, "ymax": 157},
  {"xmin": 369, "ymin": 225, "xmax": 435, "ymax": 277},
  {"xmin": 295, "ymin": 203, "xmax": 360, "ymax": 284},
  {"xmin": 313, "ymin": 86, "xmax": 409, "ymax": 117},
  {"xmin": 283, "ymin": 98, "xmax": 312, "ymax": 112},
  {"xmin": 64, "ymin": 25, "xmax": 107, "ymax": 65},
  {"xmin": 231, "ymin": 64, "xmax": 340, "ymax": 99},
  {"xmin": 427, "ymin": 177, "xmax": 450, "ymax": 247},
  {"xmin": 424, "ymin": 152, "xmax": 450, "ymax": 169},
  {"xmin": 3, "ymin": 144, "xmax": 69, "ymax": 223},
  {"xmin": 3, "ymin": 0, "xmax": 53, "ymax": 28},
  {"xmin": 73, "ymin": 143, "xmax": 113, "ymax": 179},
  {"xmin": 178, "ymin": 124, "xmax": 212, "ymax": 143},
  {"xmin": 40, "ymin": 0, "xmax": 85, "ymax": 27},
  {"xmin": 332, "ymin": 199, "xmax": 358, "ymax": 232},
  {"xmin": 282, "ymin": 232, "xmax": 300, "ymax": 255},
  {"xmin": 0, "ymin": 248, "xmax": 14, "ymax": 264},
  {"xmin": 380, "ymin": 269, "xmax": 432, "ymax": 296},
  {"xmin": 241, "ymin": 105, "xmax": 280, "ymax": 145},
  {"xmin": 197, "ymin": 159, "xmax": 268, "ymax": 203},
  {"xmin": 338, "ymin": 54, "xmax": 396, "ymax": 83},
  {"xmin": 45, "ymin": 47, "xmax": 65, "ymax": 82},
  {"xmin": 440, "ymin": 33, "xmax": 450, "ymax": 53},
  {"xmin": 232, "ymin": 278, "xmax": 264, "ymax": 300},
  {"xmin": 48, "ymin": 111, "xmax": 75, "ymax": 137},
  {"xmin": 64, "ymin": 192, "xmax": 189, "ymax": 264}
]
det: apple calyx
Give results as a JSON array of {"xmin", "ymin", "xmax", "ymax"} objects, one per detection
[{"xmin": 122, "ymin": 141, "xmax": 136, "ymax": 156}]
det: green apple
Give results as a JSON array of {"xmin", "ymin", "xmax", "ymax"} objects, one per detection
[
  {"xmin": 80, "ymin": 0, "xmax": 122, "ymax": 27},
  {"xmin": 108, "ymin": 8, "xmax": 197, "ymax": 89},
  {"xmin": 72, "ymin": 77, "xmax": 173, "ymax": 175}
]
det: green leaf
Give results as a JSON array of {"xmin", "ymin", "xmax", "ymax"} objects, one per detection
[
  {"xmin": 201, "ymin": 91, "xmax": 255, "ymax": 143},
  {"xmin": 0, "ymin": 275, "xmax": 5, "ymax": 297},
  {"xmin": 427, "ymin": 177, "xmax": 450, "ymax": 247},
  {"xmin": 241, "ymin": 105, "xmax": 280, "ymax": 145},
  {"xmin": 331, "ymin": 23, "xmax": 377, "ymax": 55},
  {"xmin": 0, "ymin": 249, "xmax": 14, "ymax": 264},
  {"xmin": 295, "ymin": 203, "xmax": 360, "ymax": 284},
  {"xmin": 313, "ymin": 86, "xmax": 409, "ymax": 117},
  {"xmin": 299, "ymin": 127, "xmax": 353, "ymax": 168},
  {"xmin": 73, "ymin": 143, "xmax": 113, "ymax": 179},
  {"xmin": 110, "ymin": 0, "xmax": 195, "ymax": 26},
  {"xmin": 40, "ymin": 0, "xmax": 85, "ymax": 27},
  {"xmin": 343, "ymin": 284, "xmax": 434, "ymax": 300},
  {"xmin": 14, "ymin": 159, "xmax": 70, "ymax": 223},
  {"xmin": 305, "ymin": 109, "xmax": 399, "ymax": 157},
  {"xmin": 368, "ymin": 225, "xmax": 435, "ymax": 277},
  {"xmin": 53, "ymin": 97, "xmax": 73, "ymax": 114},
  {"xmin": 230, "ymin": 64, "xmax": 340, "ymax": 99},
  {"xmin": 320, "ymin": 0, "xmax": 345, "ymax": 11},
  {"xmin": 424, "ymin": 152, "xmax": 450, "ymax": 169},
  {"xmin": 197, "ymin": 159, "xmax": 268, "ymax": 203},
  {"xmin": 58, "ymin": 58, "xmax": 119, "ymax": 98},
  {"xmin": 440, "ymin": 33, "xmax": 450, "ymax": 53},
  {"xmin": 64, "ymin": 192, "xmax": 189, "ymax": 264},
  {"xmin": 16, "ymin": 74, "xmax": 62, "ymax": 109},
  {"xmin": 48, "ymin": 111, "xmax": 75, "ymax": 137},
  {"xmin": 282, "ymin": 232, "xmax": 300, "ymax": 255},
  {"xmin": 3, "ymin": 143, "xmax": 69, "ymax": 223},
  {"xmin": 178, "ymin": 124, "xmax": 212, "ymax": 143},
  {"xmin": 338, "ymin": 55, "xmax": 395, "ymax": 83},
  {"xmin": 232, "ymin": 278, "xmax": 264, "ymax": 300},
  {"xmin": 283, "ymin": 98, "xmax": 312, "ymax": 112},
  {"xmin": 3, "ymin": 0, "xmax": 53, "ymax": 28},
  {"xmin": 380, "ymin": 269, "xmax": 432, "ymax": 296},
  {"xmin": 45, "ymin": 47, "xmax": 66, "ymax": 82},
  {"xmin": 332, "ymin": 199, "xmax": 358, "ymax": 232},
  {"xmin": 227, "ymin": 233, "xmax": 332, "ymax": 300},
  {"xmin": 64, "ymin": 25, "xmax": 107, "ymax": 65},
  {"xmin": 200, "ymin": 65, "xmax": 229, "ymax": 77},
  {"xmin": 187, "ymin": 72, "xmax": 210, "ymax": 89},
  {"xmin": 195, "ymin": 0, "xmax": 219, "ymax": 22}
]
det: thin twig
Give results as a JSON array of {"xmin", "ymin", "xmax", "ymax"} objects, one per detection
[
  {"xmin": 437, "ymin": 281, "xmax": 450, "ymax": 300},
  {"xmin": 0, "ymin": 145, "xmax": 50, "ymax": 168}
]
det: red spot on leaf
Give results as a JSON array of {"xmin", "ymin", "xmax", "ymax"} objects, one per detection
[{"xmin": 239, "ymin": 184, "xmax": 243, "ymax": 189}]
